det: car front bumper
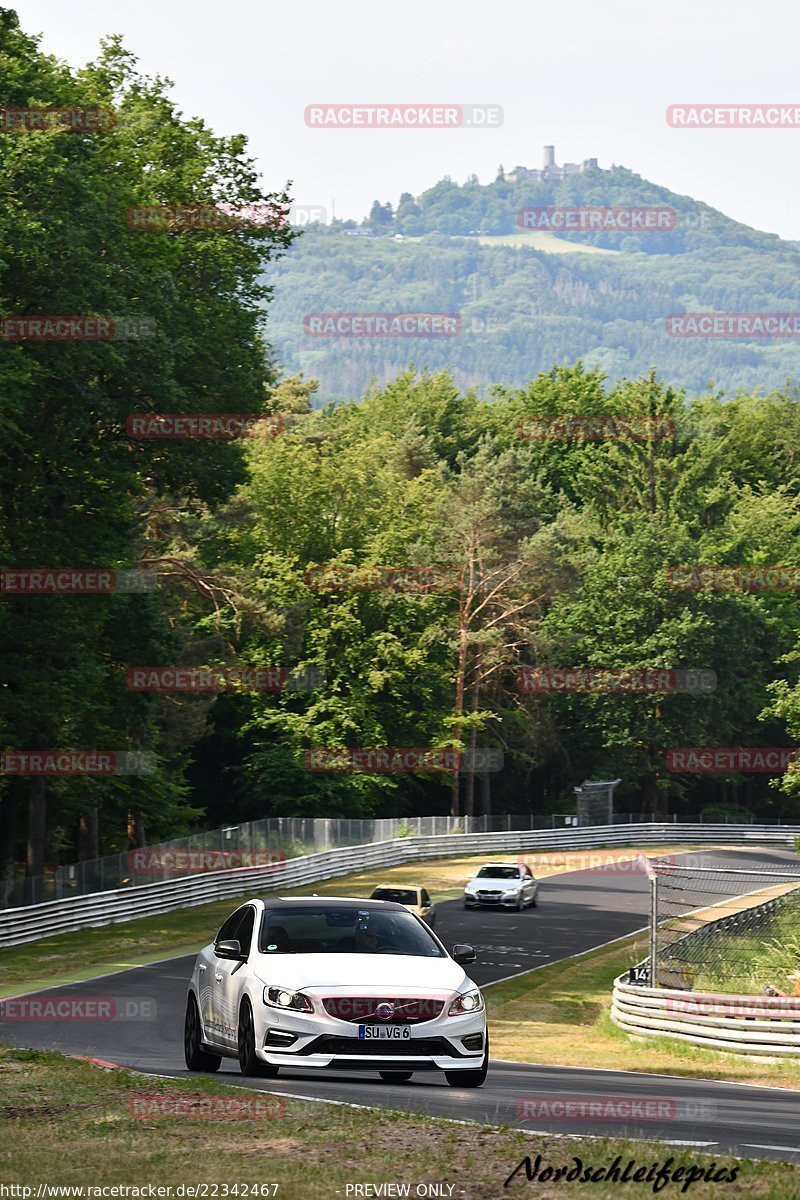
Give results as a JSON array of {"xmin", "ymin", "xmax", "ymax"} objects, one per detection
[
  {"xmin": 255, "ymin": 1006, "xmax": 486, "ymax": 1071},
  {"xmin": 464, "ymin": 891, "xmax": 522, "ymax": 907}
]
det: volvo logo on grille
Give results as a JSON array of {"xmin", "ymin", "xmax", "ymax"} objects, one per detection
[{"xmin": 375, "ymin": 1002, "xmax": 395, "ymax": 1020}]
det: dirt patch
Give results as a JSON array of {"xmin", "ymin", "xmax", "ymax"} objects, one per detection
[{"xmin": 238, "ymin": 1139, "xmax": 306, "ymax": 1157}]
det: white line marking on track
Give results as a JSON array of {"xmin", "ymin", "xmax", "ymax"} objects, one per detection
[
  {"xmin": 741, "ymin": 1144, "xmax": 800, "ymax": 1153},
  {"xmin": 663, "ymin": 1140, "xmax": 717, "ymax": 1147}
]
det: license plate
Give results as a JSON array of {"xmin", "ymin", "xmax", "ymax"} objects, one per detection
[{"xmin": 358, "ymin": 1024, "xmax": 412, "ymax": 1041}]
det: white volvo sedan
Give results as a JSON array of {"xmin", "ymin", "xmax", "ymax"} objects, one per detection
[{"xmin": 184, "ymin": 896, "xmax": 488, "ymax": 1086}]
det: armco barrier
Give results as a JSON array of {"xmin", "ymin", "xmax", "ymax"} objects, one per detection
[
  {"xmin": 611, "ymin": 975, "xmax": 800, "ymax": 1056},
  {"xmin": 2, "ymin": 822, "xmax": 799, "ymax": 948},
  {"xmin": 610, "ymin": 871, "xmax": 800, "ymax": 1056}
]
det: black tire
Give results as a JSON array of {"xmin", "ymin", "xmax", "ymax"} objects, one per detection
[
  {"xmin": 184, "ymin": 994, "xmax": 221, "ymax": 1072},
  {"xmin": 379, "ymin": 1070, "xmax": 414, "ymax": 1082},
  {"xmin": 238, "ymin": 998, "xmax": 279, "ymax": 1077},
  {"xmin": 444, "ymin": 1036, "xmax": 488, "ymax": 1088},
  {"xmin": 530, "ymin": 892, "xmax": 539, "ymax": 908}
]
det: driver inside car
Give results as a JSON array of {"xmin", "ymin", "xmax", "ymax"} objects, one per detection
[
  {"xmin": 353, "ymin": 923, "xmax": 380, "ymax": 952},
  {"xmin": 340, "ymin": 914, "xmax": 391, "ymax": 952}
]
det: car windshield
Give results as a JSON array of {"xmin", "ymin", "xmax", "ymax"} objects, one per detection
[
  {"xmin": 476, "ymin": 866, "xmax": 521, "ymax": 879},
  {"xmin": 259, "ymin": 906, "xmax": 445, "ymax": 956},
  {"xmin": 371, "ymin": 888, "xmax": 419, "ymax": 904}
]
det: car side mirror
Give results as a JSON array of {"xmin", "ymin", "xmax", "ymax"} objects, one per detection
[
  {"xmin": 452, "ymin": 943, "xmax": 477, "ymax": 965},
  {"xmin": 215, "ymin": 938, "xmax": 245, "ymax": 961}
]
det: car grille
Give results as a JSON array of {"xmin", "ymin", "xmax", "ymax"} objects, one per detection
[
  {"xmin": 299, "ymin": 1035, "xmax": 457, "ymax": 1057},
  {"xmin": 477, "ymin": 889, "xmax": 504, "ymax": 902},
  {"xmin": 322, "ymin": 997, "xmax": 445, "ymax": 1024}
]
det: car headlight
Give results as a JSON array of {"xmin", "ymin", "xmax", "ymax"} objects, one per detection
[
  {"xmin": 263, "ymin": 986, "xmax": 314, "ymax": 1013},
  {"xmin": 464, "ymin": 885, "xmax": 478, "ymax": 893},
  {"xmin": 448, "ymin": 990, "xmax": 484, "ymax": 1016}
]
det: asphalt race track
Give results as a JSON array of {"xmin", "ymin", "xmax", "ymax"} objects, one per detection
[{"xmin": 4, "ymin": 848, "xmax": 800, "ymax": 1162}]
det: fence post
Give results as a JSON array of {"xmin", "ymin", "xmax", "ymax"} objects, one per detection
[{"xmin": 649, "ymin": 872, "xmax": 659, "ymax": 987}]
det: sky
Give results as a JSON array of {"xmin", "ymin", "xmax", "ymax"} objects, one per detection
[{"xmin": 11, "ymin": 0, "xmax": 800, "ymax": 240}]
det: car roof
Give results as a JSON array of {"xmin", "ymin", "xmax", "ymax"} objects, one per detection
[
  {"xmin": 263, "ymin": 896, "xmax": 407, "ymax": 912},
  {"xmin": 480, "ymin": 861, "xmax": 523, "ymax": 867},
  {"xmin": 370, "ymin": 883, "xmax": 422, "ymax": 891}
]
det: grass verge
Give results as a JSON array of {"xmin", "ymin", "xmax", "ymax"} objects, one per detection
[
  {"xmin": 688, "ymin": 892, "xmax": 800, "ymax": 995},
  {"xmin": 484, "ymin": 936, "xmax": 800, "ymax": 1089},
  {"xmin": 476, "ymin": 230, "xmax": 621, "ymax": 254},
  {"xmin": 1, "ymin": 1045, "xmax": 798, "ymax": 1198}
]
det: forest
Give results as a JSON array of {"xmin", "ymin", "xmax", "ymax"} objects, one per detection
[{"xmin": 2, "ymin": 10, "xmax": 800, "ymax": 889}]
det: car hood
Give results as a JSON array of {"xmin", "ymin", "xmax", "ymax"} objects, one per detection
[
  {"xmin": 467, "ymin": 876, "xmax": 522, "ymax": 891},
  {"xmin": 253, "ymin": 953, "xmax": 470, "ymax": 993}
]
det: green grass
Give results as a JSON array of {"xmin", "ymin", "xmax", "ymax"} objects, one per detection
[
  {"xmin": 484, "ymin": 936, "xmax": 800, "ymax": 1089},
  {"xmin": 476, "ymin": 230, "xmax": 621, "ymax": 254},
  {"xmin": 1, "ymin": 1045, "xmax": 798, "ymax": 1197},
  {"xmin": 687, "ymin": 896, "xmax": 800, "ymax": 994}
]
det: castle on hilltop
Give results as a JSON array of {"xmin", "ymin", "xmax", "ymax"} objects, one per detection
[{"xmin": 500, "ymin": 146, "xmax": 605, "ymax": 185}]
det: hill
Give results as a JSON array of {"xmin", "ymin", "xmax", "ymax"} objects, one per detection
[{"xmin": 263, "ymin": 163, "xmax": 800, "ymax": 401}]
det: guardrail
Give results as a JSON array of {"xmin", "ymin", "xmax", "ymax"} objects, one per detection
[
  {"xmin": 11, "ymin": 810, "xmax": 795, "ymax": 909},
  {"xmin": 611, "ymin": 975, "xmax": 800, "ymax": 1056},
  {"xmin": 2, "ymin": 822, "xmax": 799, "ymax": 948}
]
